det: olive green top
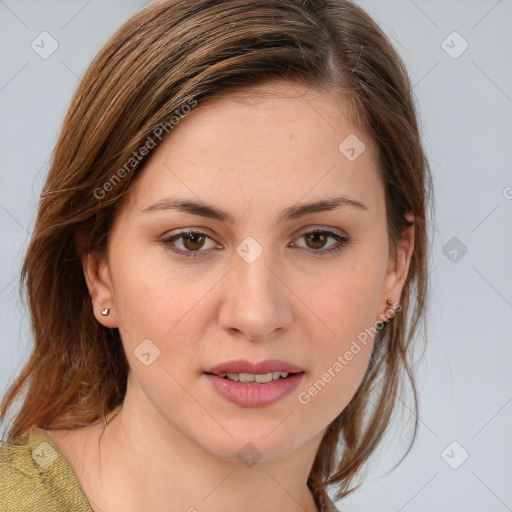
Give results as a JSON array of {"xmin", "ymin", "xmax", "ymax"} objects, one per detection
[
  {"xmin": 0, "ymin": 427, "xmax": 94, "ymax": 511},
  {"xmin": 0, "ymin": 427, "xmax": 339, "ymax": 511}
]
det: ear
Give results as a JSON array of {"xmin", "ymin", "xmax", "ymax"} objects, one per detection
[
  {"xmin": 377, "ymin": 212, "xmax": 415, "ymax": 322},
  {"xmin": 80, "ymin": 249, "xmax": 119, "ymax": 329}
]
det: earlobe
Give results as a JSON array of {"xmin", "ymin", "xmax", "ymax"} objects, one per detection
[{"xmin": 81, "ymin": 250, "xmax": 118, "ymax": 328}]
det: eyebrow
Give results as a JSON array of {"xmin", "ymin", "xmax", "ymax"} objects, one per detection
[{"xmin": 142, "ymin": 195, "xmax": 368, "ymax": 223}]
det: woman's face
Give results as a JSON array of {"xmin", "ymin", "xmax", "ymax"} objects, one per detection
[{"xmin": 88, "ymin": 81, "xmax": 413, "ymax": 461}]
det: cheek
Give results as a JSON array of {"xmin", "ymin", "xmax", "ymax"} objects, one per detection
[
  {"xmin": 109, "ymin": 240, "xmax": 208, "ymax": 335},
  {"xmin": 297, "ymin": 289, "xmax": 376, "ymax": 421},
  {"xmin": 108, "ymin": 252, "xmax": 224, "ymax": 400},
  {"xmin": 293, "ymin": 254, "xmax": 383, "ymax": 416},
  {"xmin": 297, "ymin": 341, "xmax": 373, "ymax": 428},
  {"xmin": 110, "ymin": 264, "xmax": 208, "ymax": 407},
  {"xmin": 305, "ymin": 252, "xmax": 385, "ymax": 344},
  {"xmin": 114, "ymin": 280, "xmax": 213, "ymax": 369}
]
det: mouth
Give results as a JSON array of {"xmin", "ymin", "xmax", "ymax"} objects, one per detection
[
  {"xmin": 205, "ymin": 358, "xmax": 305, "ymax": 377},
  {"xmin": 203, "ymin": 359, "xmax": 306, "ymax": 407},
  {"xmin": 204, "ymin": 371, "xmax": 304, "ymax": 384}
]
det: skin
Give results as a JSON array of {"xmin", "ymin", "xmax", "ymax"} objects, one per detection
[{"xmin": 46, "ymin": 81, "xmax": 414, "ymax": 512}]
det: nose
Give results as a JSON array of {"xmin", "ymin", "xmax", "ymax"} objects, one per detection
[{"xmin": 218, "ymin": 248, "xmax": 293, "ymax": 341}]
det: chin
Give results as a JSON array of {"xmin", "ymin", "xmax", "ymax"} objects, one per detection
[{"xmin": 203, "ymin": 431, "xmax": 298, "ymax": 464}]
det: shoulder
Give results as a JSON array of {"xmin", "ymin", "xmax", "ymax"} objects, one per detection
[
  {"xmin": 0, "ymin": 427, "xmax": 93, "ymax": 512},
  {"xmin": 0, "ymin": 433, "xmax": 57, "ymax": 510}
]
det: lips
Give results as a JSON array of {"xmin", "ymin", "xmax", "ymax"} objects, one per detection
[
  {"xmin": 205, "ymin": 358, "xmax": 305, "ymax": 376},
  {"xmin": 205, "ymin": 371, "xmax": 305, "ymax": 407}
]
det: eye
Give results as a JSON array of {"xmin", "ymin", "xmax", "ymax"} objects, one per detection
[
  {"xmin": 290, "ymin": 228, "xmax": 350, "ymax": 255},
  {"xmin": 161, "ymin": 230, "xmax": 219, "ymax": 258}
]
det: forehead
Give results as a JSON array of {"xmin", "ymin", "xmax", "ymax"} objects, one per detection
[{"xmin": 121, "ymin": 81, "xmax": 383, "ymax": 220}]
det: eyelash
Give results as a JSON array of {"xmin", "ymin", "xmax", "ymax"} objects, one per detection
[{"xmin": 161, "ymin": 228, "xmax": 350, "ymax": 259}]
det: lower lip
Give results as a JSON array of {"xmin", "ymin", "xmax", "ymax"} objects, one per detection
[{"xmin": 204, "ymin": 372, "xmax": 305, "ymax": 408}]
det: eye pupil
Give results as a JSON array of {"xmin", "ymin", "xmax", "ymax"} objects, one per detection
[
  {"xmin": 184, "ymin": 233, "xmax": 204, "ymax": 250},
  {"xmin": 306, "ymin": 232, "xmax": 327, "ymax": 249}
]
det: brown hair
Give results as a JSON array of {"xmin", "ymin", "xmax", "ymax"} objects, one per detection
[{"xmin": 1, "ymin": 0, "xmax": 434, "ymax": 503}]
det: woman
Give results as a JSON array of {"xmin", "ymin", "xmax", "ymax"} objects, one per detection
[{"xmin": 0, "ymin": 0, "xmax": 434, "ymax": 511}]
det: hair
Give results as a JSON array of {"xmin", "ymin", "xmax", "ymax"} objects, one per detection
[{"xmin": 1, "ymin": 0, "xmax": 434, "ymax": 504}]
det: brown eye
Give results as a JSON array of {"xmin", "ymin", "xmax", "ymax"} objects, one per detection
[
  {"xmin": 181, "ymin": 232, "xmax": 206, "ymax": 251},
  {"xmin": 304, "ymin": 231, "xmax": 329, "ymax": 250},
  {"xmin": 293, "ymin": 229, "xmax": 350, "ymax": 255},
  {"xmin": 162, "ymin": 230, "xmax": 218, "ymax": 258}
]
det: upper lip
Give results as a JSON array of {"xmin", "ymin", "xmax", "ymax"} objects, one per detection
[{"xmin": 205, "ymin": 359, "xmax": 304, "ymax": 375}]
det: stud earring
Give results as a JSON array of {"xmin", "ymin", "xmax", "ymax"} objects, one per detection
[
  {"xmin": 377, "ymin": 299, "xmax": 397, "ymax": 333},
  {"xmin": 385, "ymin": 299, "xmax": 394, "ymax": 318},
  {"xmin": 101, "ymin": 307, "xmax": 111, "ymax": 316}
]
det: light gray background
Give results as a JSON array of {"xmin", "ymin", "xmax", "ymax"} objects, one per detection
[{"xmin": 1, "ymin": 1, "xmax": 511, "ymax": 511}]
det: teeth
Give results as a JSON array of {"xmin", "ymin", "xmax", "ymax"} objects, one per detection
[
  {"xmin": 216, "ymin": 372, "xmax": 290, "ymax": 383},
  {"xmin": 254, "ymin": 373, "xmax": 273, "ymax": 383}
]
